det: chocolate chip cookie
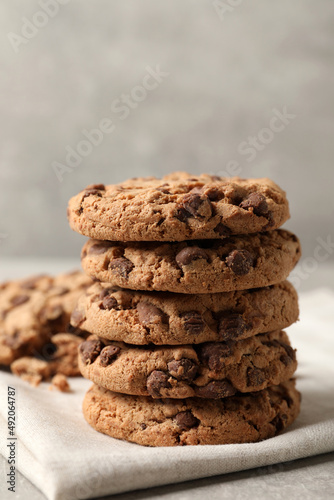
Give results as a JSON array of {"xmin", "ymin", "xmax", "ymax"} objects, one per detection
[
  {"xmin": 67, "ymin": 173, "xmax": 290, "ymax": 242},
  {"xmin": 81, "ymin": 230, "xmax": 301, "ymax": 294},
  {"xmin": 0, "ymin": 271, "xmax": 91, "ymax": 365},
  {"xmin": 72, "ymin": 281, "xmax": 299, "ymax": 345},
  {"xmin": 82, "ymin": 379, "xmax": 300, "ymax": 446},
  {"xmin": 78, "ymin": 331, "xmax": 297, "ymax": 399}
]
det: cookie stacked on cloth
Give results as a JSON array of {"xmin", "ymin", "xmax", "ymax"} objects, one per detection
[{"xmin": 68, "ymin": 172, "xmax": 302, "ymax": 446}]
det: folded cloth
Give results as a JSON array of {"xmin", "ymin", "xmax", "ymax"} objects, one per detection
[{"xmin": 1, "ymin": 288, "xmax": 334, "ymax": 500}]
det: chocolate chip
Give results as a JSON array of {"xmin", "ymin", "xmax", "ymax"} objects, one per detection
[
  {"xmin": 11, "ymin": 295, "xmax": 29, "ymax": 307},
  {"xmin": 98, "ymin": 287, "xmax": 117, "ymax": 299},
  {"xmin": 175, "ymin": 206, "xmax": 190, "ymax": 222},
  {"xmin": 109, "ymin": 258, "xmax": 134, "ymax": 278},
  {"xmin": 204, "ymin": 187, "xmax": 225, "ymax": 201},
  {"xmin": 175, "ymin": 247, "xmax": 209, "ymax": 267},
  {"xmin": 271, "ymin": 413, "xmax": 288, "ymax": 433},
  {"xmin": 82, "ymin": 188, "xmax": 103, "ymax": 199},
  {"xmin": 71, "ymin": 308, "xmax": 86, "ymax": 327},
  {"xmin": 137, "ymin": 302, "xmax": 167, "ymax": 325},
  {"xmin": 247, "ymin": 420, "xmax": 259, "ymax": 432},
  {"xmin": 83, "ymin": 189, "xmax": 101, "ymax": 198},
  {"xmin": 100, "ymin": 345, "xmax": 121, "ymax": 366},
  {"xmin": 146, "ymin": 370, "xmax": 170, "ymax": 398},
  {"xmin": 180, "ymin": 311, "xmax": 205, "ymax": 334},
  {"xmin": 262, "ymin": 340, "xmax": 279, "ymax": 349},
  {"xmin": 88, "ymin": 242, "xmax": 113, "ymax": 255},
  {"xmin": 247, "ymin": 367, "xmax": 265, "ymax": 386},
  {"xmin": 186, "ymin": 193, "xmax": 212, "ymax": 218},
  {"xmin": 280, "ymin": 354, "xmax": 292, "ymax": 366},
  {"xmin": 199, "ymin": 343, "xmax": 231, "ymax": 371},
  {"xmin": 239, "ymin": 193, "xmax": 269, "ymax": 216},
  {"xmin": 100, "ymin": 295, "xmax": 118, "ymax": 310},
  {"xmin": 140, "ymin": 423, "xmax": 147, "ymax": 430},
  {"xmin": 225, "ymin": 249, "xmax": 254, "ymax": 275},
  {"xmin": 214, "ymin": 223, "xmax": 231, "ymax": 236},
  {"xmin": 156, "ymin": 182, "xmax": 171, "ymax": 194},
  {"xmin": 283, "ymin": 343, "xmax": 295, "ymax": 360},
  {"xmin": 283, "ymin": 394, "xmax": 293, "ymax": 408},
  {"xmin": 262, "ymin": 211, "xmax": 274, "ymax": 230},
  {"xmin": 86, "ymin": 183, "xmax": 105, "ymax": 190},
  {"xmin": 174, "ymin": 411, "xmax": 199, "ymax": 430},
  {"xmin": 280, "ymin": 343, "xmax": 296, "ymax": 366},
  {"xmin": 267, "ymin": 339, "xmax": 295, "ymax": 359},
  {"xmin": 195, "ymin": 380, "xmax": 236, "ymax": 399},
  {"xmin": 157, "ymin": 187, "xmax": 171, "ymax": 194},
  {"xmin": 175, "ymin": 193, "xmax": 212, "ymax": 221},
  {"xmin": 219, "ymin": 314, "xmax": 246, "ymax": 340},
  {"xmin": 79, "ymin": 339, "xmax": 103, "ymax": 364},
  {"xmin": 230, "ymin": 194, "xmax": 243, "ymax": 206},
  {"xmin": 167, "ymin": 359, "xmax": 198, "ymax": 381}
]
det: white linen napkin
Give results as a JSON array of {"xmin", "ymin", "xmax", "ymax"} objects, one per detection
[{"xmin": 1, "ymin": 288, "xmax": 334, "ymax": 500}]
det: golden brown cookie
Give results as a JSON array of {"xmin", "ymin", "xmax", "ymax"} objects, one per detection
[
  {"xmin": 68, "ymin": 173, "xmax": 290, "ymax": 242},
  {"xmin": 71, "ymin": 281, "xmax": 299, "ymax": 345},
  {"xmin": 78, "ymin": 331, "xmax": 297, "ymax": 399},
  {"xmin": 82, "ymin": 379, "xmax": 301, "ymax": 446},
  {"xmin": 81, "ymin": 230, "xmax": 301, "ymax": 294}
]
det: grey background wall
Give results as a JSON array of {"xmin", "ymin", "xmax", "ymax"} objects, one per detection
[{"xmin": 0, "ymin": 0, "xmax": 333, "ymax": 260}]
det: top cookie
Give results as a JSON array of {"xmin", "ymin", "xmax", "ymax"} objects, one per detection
[{"xmin": 67, "ymin": 173, "xmax": 290, "ymax": 241}]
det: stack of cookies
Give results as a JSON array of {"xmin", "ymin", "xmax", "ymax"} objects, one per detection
[{"xmin": 68, "ymin": 172, "xmax": 302, "ymax": 446}]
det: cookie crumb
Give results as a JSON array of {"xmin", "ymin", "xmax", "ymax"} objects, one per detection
[
  {"xmin": 49, "ymin": 373, "xmax": 71, "ymax": 392},
  {"xmin": 11, "ymin": 357, "xmax": 52, "ymax": 386}
]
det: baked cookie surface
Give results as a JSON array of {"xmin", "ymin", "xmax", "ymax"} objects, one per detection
[
  {"xmin": 81, "ymin": 230, "xmax": 301, "ymax": 293},
  {"xmin": 68, "ymin": 173, "xmax": 290, "ymax": 242},
  {"xmin": 82, "ymin": 379, "xmax": 300, "ymax": 446},
  {"xmin": 78, "ymin": 331, "xmax": 297, "ymax": 399},
  {"xmin": 0, "ymin": 271, "xmax": 91, "ymax": 365},
  {"xmin": 72, "ymin": 281, "xmax": 299, "ymax": 345}
]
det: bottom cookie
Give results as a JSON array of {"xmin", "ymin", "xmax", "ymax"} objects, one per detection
[{"xmin": 82, "ymin": 380, "xmax": 300, "ymax": 446}]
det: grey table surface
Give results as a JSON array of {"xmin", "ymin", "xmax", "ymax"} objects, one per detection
[{"xmin": 0, "ymin": 259, "xmax": 334, "ymax": 500}]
